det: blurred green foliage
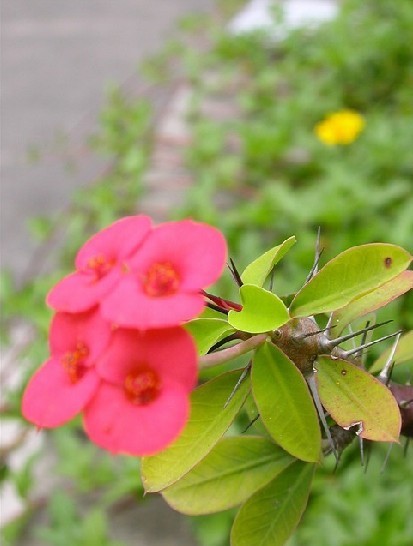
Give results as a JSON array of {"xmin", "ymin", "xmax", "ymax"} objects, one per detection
[{"xmin": 1, "ymin": 0, "xmax": 412, "ymax": 545}]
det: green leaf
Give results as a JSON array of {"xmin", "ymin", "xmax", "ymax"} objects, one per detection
[
  {"xmin": 332, "ymin": 271, "xmax": 413, "ymax": 334},
  {"xmin": 315, "ymin": 356, "xmax": 401, "ymax": 442},
  {"xmin": 141, "ymin": 369, "xmax": 250, "ymax": 492},
  {"xmin": 185, "ymin": 318, "xmax": 235, "ymax": 355},
  {"xmin": 162, "ymin": 436, "xmax": 293, "ymax": 515},
  {"xmin": 290, "ymin": 244, "xmax": 412, "ymax": 318},
  {"xmin": 228, "ymin": 285, "xmax": 290, "ymax": 334},
  {"xmin": 252, "ymin": 343, "xmax": 321, "ymax": 462},
  {"xmin": 231, "ymin": 461, "xmax": 315, "ymax": 546},
  {"xmin": 370, "ymin": 330, "xmax": 413, "ymax": 373},
  {"xmin": 241, "ymin": 236, "xmax": 296, "ymax": 287}
]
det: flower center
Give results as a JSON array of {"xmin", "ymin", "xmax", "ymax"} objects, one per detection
[
  {"xmin": 142, "ymin": 262, "xmax": 180, "ymax": 297},
  {"xmin": 124, "ymin": 368, "xmax": 161, "ymax": 406},
  {"xmin": 61, "ymin": 342, "xmax": 89, "ymax": 384},
  {"xmin": 87, "ymin": 254, "xmax": 115, "ymax": 281}
]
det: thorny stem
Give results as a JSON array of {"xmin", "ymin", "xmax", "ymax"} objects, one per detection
[{"xmin": 199, "ymin": 334, "xmax": 268, "ymax": 369}]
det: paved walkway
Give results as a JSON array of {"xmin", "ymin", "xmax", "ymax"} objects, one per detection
[{"xmin": 1, "ymin": 0, "xmax": 212, "ymax": 275}]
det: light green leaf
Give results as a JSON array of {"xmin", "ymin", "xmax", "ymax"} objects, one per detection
[
  {"xmin": 290, "ymin": 244, "xmax": 412, "ymax": 318},
  {"xmin": 252, "ymin": 343, "xmax": 321, "ymax": 462},
  {"xmin": 228, "ymin": 285, "xmax": 290, "ymax": 334},
  {"xmin": 231, "ymin": 461, "xmax": 315, "ymax": 546},
  {"xmin": 162, "ymin": 436, "xmax": 293, "ymax": 515},
  {"xmin": 185, "ymin": 318, "xmax": 235, "ymax": 355},
  {"xmin": 370, "ymin": 330, "xmax": 413, "ymax": 373},
  {"xmin": 332, "ymin": 271, "xmax": 413, "ymax": 334},
  {"xmin": 315, "ymin": 356, "xmax": 401, "ymax": 442},
  {"xmin": 241, "ymin": 236, "xmax": 296, "ymax": 287},
  {"xmin": 141, "ymin": 369, "xmax": 250, "ymax": 492}
]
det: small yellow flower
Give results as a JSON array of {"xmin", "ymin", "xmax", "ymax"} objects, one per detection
[{"xmin": 315, "ymin": 109, "xmax": 365, "ymax": 145}]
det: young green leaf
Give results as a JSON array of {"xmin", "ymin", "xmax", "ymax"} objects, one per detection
[
  {"xmin": 241, "ymin": 236, "xmax": 296, "ymax": 287},
  {"xmin": 141, "ymin": 369, "xmax": 250, "ymax": 492},
  {"xmin": 228, "ymin": 285, "xmax": 290, "ymax": 334},
  {"xmin": 231, "ymin": 461, "xmax": 315, "ymax": 546},
  {"xmin": 315, "ymin": 356, "xmax": 401, "ymax": 442},
  {"xmin": 290, "ymin": 244, "xmax": 412, "ymax": 318},
  {"xmin": 332, "ymin": 271, "xmax": 413, "ymax": 334},
  {"xmin": 252, "ymin": 342, "xmax": 321, "ymax": 462},
  {"xmin": 369, "ymin": 330, "xmax": 413, "ymax": 373},
  {"xmin": 162, "ymin": 436, "xmax": 294, "ymax": 515},
  {"xmin": 185, "ymin": 318, "xmax": 235, "ymax": 355}
]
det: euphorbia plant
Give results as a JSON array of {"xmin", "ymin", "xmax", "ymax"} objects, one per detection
[{"xmin": 22, "ymin": 216, "xmax": 413, "ymax": 546}]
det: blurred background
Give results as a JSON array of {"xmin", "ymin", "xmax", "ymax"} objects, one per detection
[{"xmin": 1, "ymin": 1, "xmax": 412, "ymax": 545}]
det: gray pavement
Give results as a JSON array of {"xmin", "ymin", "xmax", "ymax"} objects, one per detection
[{"xmin": 1, "ymin": 0, "xmax": 212, "ymax": 275}]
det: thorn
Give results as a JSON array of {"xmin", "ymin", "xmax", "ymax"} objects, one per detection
[
  {"xmin": 208, "ymin": 333, "xmax": 239, "ymax": 353},
  {"xmin": 306, "ymin": 227, "xmax": 324, "ymax": 283},
  {"xmin": 327, "ymin": 320, "xmax": 392, "ymax": 350},
  {"xmin": 242, "ymin": 413, "xmax": 260, "ymax": 433},
  {"xmin": 206, "ymin": 302, "xmax": 229, "ymax": 315},
  {"xmin": 228, "ymin": 258, "xmax": 243, "ymax": 287},
  {"xmin": 359, "ymin": 436, "xmax": 365, "ymax": 468},
  {"xmin": 307, "ymin": 373, "xmax": 338, "ymax": 459},
  {"xmin": 379, "ymin": 332, "xmax": 401, "ymax": 384},
  {"xmin": 325, "ymin": 313, "xmax": 334, "ymax": 338},
  {"xmin": 380, "ymin": 444, "xmax": 393, "ymax": 473},
  {"xmin": 224, "ymin": 361, "xmax": 251, "ymax": 409},
  {"xmin": 269, "ymin": 270, "xmax": 275, "ymax": 292},
  {"xmin": 356, "ymin": 320, "xmax": 371, "ymax": 363},
  {"xmin": 298, "ymin": 325, "xmax": 336, "ymax": 340},
  {"xmin": 342, "ymin": 330, "xmax": 403, "ymax": 358}
]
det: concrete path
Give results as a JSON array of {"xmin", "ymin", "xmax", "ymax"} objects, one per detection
[{"xmin": 1, "ymin": 0, "xmax": 212, "ymax": 275}]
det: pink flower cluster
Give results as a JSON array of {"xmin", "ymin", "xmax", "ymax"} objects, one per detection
[{"xmin": 22, "ymin": 216, "xmax": 227, "ymax": 455}]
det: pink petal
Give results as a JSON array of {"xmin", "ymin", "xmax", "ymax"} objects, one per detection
[
  {"xmin": 49, "ymin": 309, "xmax": 112, "ymax": 364},
  {"xmin": 83, "ymin": 380, "xmax": 189, "ymax": 456},
  {"xmin": 47, "ymin": 269, "xmax": 119, "ymax": 313},
  {"xmin": 101, "ymin": 277, "xmax": 205, "ymax": 328},
  {"xmin": 97, "ymin": 327, "xmax": 197, "ymax": 391},
  {"xmin": 128, "ymin": 220, "xmax": 227, "ymax": 290},
  {"xmin": 22, "ymin": 358, "xmax": 100, "ymax": 428},
  {"xmin": 75, "ymin": 215, "xmax": 152, "ymax": 270}
]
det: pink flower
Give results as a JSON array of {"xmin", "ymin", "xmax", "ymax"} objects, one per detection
[
  {"xmin": 47, "ymin": 216, "xmax": 152, "ymax": 313},
  {"xmin": 100, "ymin": 220, "xmax": 227, "ymax": 328},
  {"xmin": 83, "ymin": 326, "xmax": 197, "ymax": 456},
  {"xmin": 22, "ymin": 310, "xmax": 111, "ymax": 428}
]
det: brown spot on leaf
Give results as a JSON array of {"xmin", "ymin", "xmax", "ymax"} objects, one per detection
[
  {"xmin": 341, "ymin": 369, "xmax": 347, "ymax": 376},
  {"xmin": 384, "ymin": 257, "xmax": 392, "ymax": 268}
]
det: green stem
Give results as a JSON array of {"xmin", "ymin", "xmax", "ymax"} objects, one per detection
[{"xmin": 199, "ymin": 334, "xmax": 268, "ymax": 369}]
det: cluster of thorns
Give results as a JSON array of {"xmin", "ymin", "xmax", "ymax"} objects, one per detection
[{"xmin": 203, "ymin": 235, "xmax": 413, "ymax": 466}]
